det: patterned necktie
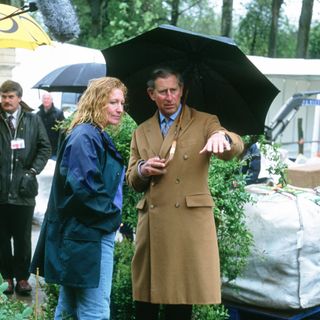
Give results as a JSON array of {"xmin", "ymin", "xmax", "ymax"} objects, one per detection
[
  {"xmin": 7, "ymin": 115, "xmax": 15, "ymax": 136},
  {"xmin": 161, "ymin": 118, "xmax": 170, "ymax": 137}
]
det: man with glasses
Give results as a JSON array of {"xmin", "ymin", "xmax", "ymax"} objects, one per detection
[{"xmin": 126, "ymin": 67, "xmax": 244, "ymax": 319}]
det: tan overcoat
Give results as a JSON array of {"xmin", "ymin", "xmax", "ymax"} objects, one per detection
[{"xmin": 126, "ymin": 106, "xmax": 244, "ymax": 304}]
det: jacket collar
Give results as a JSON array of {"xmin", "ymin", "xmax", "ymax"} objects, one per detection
[{"xmin": 100, "ymin": 129, "xmax": 123, "ymax": 162}]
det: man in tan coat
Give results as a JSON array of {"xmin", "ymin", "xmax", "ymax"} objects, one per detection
[{"xmin": 126, "ymin": 67, "xmax": 244, "ymax": 319}]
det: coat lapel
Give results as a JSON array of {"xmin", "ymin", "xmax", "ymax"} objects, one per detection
[{"xmin": 144, "ymin": 112, "xmax": 164, "ymax": 157}]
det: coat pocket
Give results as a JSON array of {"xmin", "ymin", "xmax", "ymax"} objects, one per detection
[
  {"xmin": 185, "ymin": 194, "xmax": 214, "ymax": 207},
  {"xmin": 19, "ymin": 172, "xmax": 38, "ymax": 197},
  {"xmin": 60, "ymin": 217, "xmax": 103, "ymax": 287}
]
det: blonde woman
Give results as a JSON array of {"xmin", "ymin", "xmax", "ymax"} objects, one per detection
[{"xmin": 31, "ymin": 77, "xmax": 127, "ymax": 319}]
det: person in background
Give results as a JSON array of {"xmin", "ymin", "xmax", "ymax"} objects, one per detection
[
  {"xmin": 31, "ymin": 77, "xmax": 127, "ymax": 319},
  {"xmin": 37, "ymin": 92, "xmax": 65, "ymax": 159},
  {"xmin": 0, "ymin": 80, "xmax": 51, "ymax": 295},
  {"xmin": 126, "ymin": 67, "xmax": 244, "ymax": 320}
]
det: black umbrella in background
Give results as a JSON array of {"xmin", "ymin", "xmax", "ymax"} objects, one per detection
[
  {"xmin": 102, "ymin": 25, "xmax": 279, "ymax": 135},
  {"xmin": 32, "ymin": 62, "xmax": 106, "ymax": 93}
]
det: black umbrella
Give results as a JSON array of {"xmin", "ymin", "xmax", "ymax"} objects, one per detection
[
  {"xmin": 32, "ymin": 62, "xmax": 106, "ymax": 93},
  {"xmin": 102, "ymin": 25, "xmax": 279, "ymax": 135}
]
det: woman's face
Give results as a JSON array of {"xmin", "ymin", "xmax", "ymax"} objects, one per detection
[{"xmin": 103, "ymin": 88, "xmax": 125, "ymax": 126}]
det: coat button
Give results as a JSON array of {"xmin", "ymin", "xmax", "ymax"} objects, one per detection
[
  {"xmin": 151, "ymin": 181, "xmax": 155, "ymax": 186},
  {"xmin": 150, "ymin": 204, "xmax": 155, "ymax": 209},
  {"xmin": 183, "ymin": 154, "xmax": 188, "ymax": 160},
  {"xmin": 175, "ymin": 178, "xmax": 180, "ymax": 184},
  {"xmin": 175, "ymin": 202, "xmax": 180, "ymax": 208}
]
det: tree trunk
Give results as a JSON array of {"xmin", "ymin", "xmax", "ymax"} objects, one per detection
[
  {"xmin": 170, "ymin": 0, "xmax": 180, "ymax": 26},
  {"xmin": 221, "ymin": 0, "xmax": 233, "ymax": 37},
  {"xmin": 268, "ymin": 0, "xmax": 283, "ymax": 57},
  {"xmin": 296, "ymin": 0, "xmax": 314, "ymax": 58}
]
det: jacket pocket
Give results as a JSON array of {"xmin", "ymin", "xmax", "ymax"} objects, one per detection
[
  {"xmin": 185, "ymin": 194, "xmax": 214, "ymax": 207},
  {"xmin": 63, "ymin": 217, "xmax": 103, "ymax": 241},
  {"xmin": 19, "ymin": 172, "xmax": 38, "ymax": 197}
]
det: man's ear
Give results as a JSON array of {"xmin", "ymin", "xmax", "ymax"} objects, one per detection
[
  {"xmin": 180, "ymin": 84, "xmax": 184, "ymax": 98},
  {"xmin": 147, "ymin": 88, "xmax": 155, "ymax": 101}
]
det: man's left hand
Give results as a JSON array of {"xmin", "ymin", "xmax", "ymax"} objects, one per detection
[{"xmin": 199, "ymin": 131, "xmax": 231, "ymax": 154}]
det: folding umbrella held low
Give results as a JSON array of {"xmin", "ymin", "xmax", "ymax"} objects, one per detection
[
  {"xmin": 102, "ymin": 24, "xmax": 279, "ymax": 135},
  {"xmin": 0, "ymin": 3, "xmax": 51, "ymax": 50},
  {"xmin": 32, "ymin": 63, "xmax": 107, "ymax": 93}
]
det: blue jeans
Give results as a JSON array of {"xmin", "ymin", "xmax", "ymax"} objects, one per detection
[{"xmin": 54, "ymin": 232, "xmax": 116, "ymax": 320}]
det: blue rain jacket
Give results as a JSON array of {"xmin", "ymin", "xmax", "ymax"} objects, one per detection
[{"xmin": 30, "ymin": 123, "xmax": 124, "ymax": 288}]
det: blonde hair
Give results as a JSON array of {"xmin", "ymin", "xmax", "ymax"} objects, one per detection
[{"xmin": 68, "ymin": 77, "xmax": 127, "ymax": 131}]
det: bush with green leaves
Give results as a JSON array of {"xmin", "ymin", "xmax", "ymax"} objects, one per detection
[
  {"xmin": 110, "ymin": 239, "xmax": 135, "ymax": 320},
  {"xmin": 38, "ymin": 283, "xmax": 60, "ymax": 320}
]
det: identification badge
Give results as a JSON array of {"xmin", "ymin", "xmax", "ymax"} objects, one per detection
[{"xmin": 11, "ymin": 138, "xmax": 25, "ymax": 150}]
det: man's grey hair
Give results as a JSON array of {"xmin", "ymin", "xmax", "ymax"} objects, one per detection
[
  {"xmin": 0, "ymin": 80, "xmax": 23, "ymax": 98},
  {"xmin": 147, "ymin": 67, "xmax": 184, "ymax": 89}
]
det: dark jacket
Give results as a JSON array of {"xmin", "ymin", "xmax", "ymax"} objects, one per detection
[
  {"xmin": 37, "ymin": 105, "xmax": 65, "ymax": 157},
  {"xmin": 0, "ymin": 102, "xmax": 51, "ymax": 206},
  {"xmin": 241, "ymin": 143, "xmax": 261, "ymax": 185},
  {"xmin": 31, "ymin": 123, "xmax": 124, "ymax": 288}
]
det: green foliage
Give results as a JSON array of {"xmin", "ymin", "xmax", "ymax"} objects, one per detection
[
  {"xmin": 258, "ymin": 136, "xmax": 288, "ymax": 186},
  {"xmin": 176, "ymin": 0, "xmax": 220, "ymax": 36},
  {"xmin": 106, "ymin": 114, "xmax": 141, "ymax": 231},
  {"xmin": 110, "ymin": 239, "xmax": 135, "ymax": 320},
  {"xmin": 193, "ymin": 304, "xmax": 229, "ymax": 320},
  {"xmin": 38, "ymin": 283, "xmax": 60, "ymax": 320},
  {"xmin": 73, "ymin": 0, "xmax": 164, "ymax": 48},
  {"xmin": 309, "ymin": 22, "xmax": 320, "ymax": 58},
  {"xmin": 209, "ymin": 157, "xmax": 253, "ymax": 281},
  {"xmin": 273, "ymin": 10, "xmax": 298, "ymax": 58},
  {"xmin": 234, "ymin": 0, "xmax": 297, "ymax": 57},
  {"xmin": 234, "ymin": 0, "xmax": 272, "ymax": 55},
  {"xmin": 0, "ymin": 276, "xmax": 33, "ymax": 320}
]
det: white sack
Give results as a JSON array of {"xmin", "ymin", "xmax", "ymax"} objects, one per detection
[{"xmin": 222, "ymin": 185, "xmax": 320, "ymax": 309}]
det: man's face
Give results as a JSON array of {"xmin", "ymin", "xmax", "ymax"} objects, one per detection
[
  {"xmin": 0, "ymin": 91, "xmax": 21, "ymax": 114},
  {"xmin": 148, "ymin": 75, "xmax": 183, "ymax": 117},
  {"xmin": 42, "ymin": 94, "xmax": 53, "ymax": 111}
]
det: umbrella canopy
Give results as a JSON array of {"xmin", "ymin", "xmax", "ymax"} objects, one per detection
[
  {"xmin": 32, "ymin": 63, "xmax": 107, "ymax": 93},
  {"xmin": 0, "ymin": 3, "xmax": 51, "ymax": 50},
  {"xmin": 102, "ymin": 24, "xmax": 279, "ymax": 135}
]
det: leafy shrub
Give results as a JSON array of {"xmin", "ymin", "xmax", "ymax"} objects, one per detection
[
  {"xmin": 209, "ymin": 157, "xmax": 253, "ymax": 281},
  {"xmin": 193, "ymin": 304, "xmax": 229, "ymax": 320},
  {"xmin": 38, "ymin": 283, "xmax": 60, "ymax": 320},
  {"xmin": 110, "ymin": 239, "xmax": 135, "ymax": 320}
]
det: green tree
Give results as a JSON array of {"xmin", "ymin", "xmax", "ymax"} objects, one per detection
[
  {"xmin": 309, "ymin": 22, "xmax": 320, "ymax": 58},
  {"xmin": 72, "ymin": 0, "xmax": 164, "ymax": 48},
  {"xmin": 177, "ymin": 0, "xmax": 220, "ymax": 35},
  {"xmin": 234, "ymin": 0, "xmax": 272, "ymax": 55}
]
